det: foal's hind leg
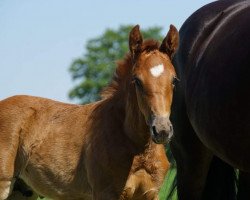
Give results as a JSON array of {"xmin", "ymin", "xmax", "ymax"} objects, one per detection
[
  {"xmin": 237, "ymin": 171, "xmax": 250, "ymax": 200},
  {"xmin": 0, "ymin": 180, "xmax": 15, "ymax": 200},
  {"xmin": 0, "ymin": 129, "xmax": 19, "ymax": 199},
  {"xmin": 0, "ymin": 161, "xmax": 17, "ymax": 200},
  {"xmin": 0, "ymin": 171, "xmax": 16, "ymax": 200}
]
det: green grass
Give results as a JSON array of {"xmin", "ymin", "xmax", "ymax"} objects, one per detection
[{"xmin": 159, "ymin": 167, "xmax": 178, "ymax": 200}]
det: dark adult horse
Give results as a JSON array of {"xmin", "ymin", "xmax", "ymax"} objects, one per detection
[{"xmin": 170, "ymin": 0, "xmax": 250, "ymax": 199}]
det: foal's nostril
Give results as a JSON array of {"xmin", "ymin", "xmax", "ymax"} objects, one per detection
[{"xmin": 150, "ymin": 117, "xmax": 173, "ymax": 143}]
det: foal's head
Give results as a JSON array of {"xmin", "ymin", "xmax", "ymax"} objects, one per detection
[{"xmin": 129, "ymin": 25, "xmax": 179, "ymax": 144}]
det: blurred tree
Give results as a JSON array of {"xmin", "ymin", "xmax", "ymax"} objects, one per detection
[{"xmin": 69, "ymin": 25, "xmax": 163, "ymax": 104}]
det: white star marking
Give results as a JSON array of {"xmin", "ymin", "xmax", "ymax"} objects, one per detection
[{"xmin": 150, "ymin": 64, "xmax": 164, "ymax": 77}]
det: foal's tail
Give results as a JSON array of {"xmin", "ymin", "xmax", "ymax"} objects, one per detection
[{"xmin": 202, "ymin": 156, "xmax": 237, "ymax": 200}]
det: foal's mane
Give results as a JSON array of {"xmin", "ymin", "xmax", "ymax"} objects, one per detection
[{"xmin": 101, "ymin": 39, "xmax": 160, "ymax": 99}]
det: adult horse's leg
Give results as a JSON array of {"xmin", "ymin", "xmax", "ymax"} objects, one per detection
[
  {"xmin": 171, "ymin": 73, "xmax": 237, "ymax": 200},
  {"xmin": 202, "ymin": 156, "xmax": 236, "ymax": 200},
  {"xmin": 170, "ymin": 79, "xmax": 213, "ymax": 200},
  {"xmin": 171, "ymin": 133, "xmax": 212, "ymax": 200},
  {"xmin": 170, "ymin": 104, "xmax": 213, "ymax": 200},
  {"xmin": 171, "ymin": 110, "xmax": 237, "ymax": 200},
  {"xmin": 237, "ymin": 171, "xmax": 250, "ymax": 200}
]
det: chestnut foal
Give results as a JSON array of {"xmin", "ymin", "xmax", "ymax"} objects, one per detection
[{"xmin": 0, "ymin": 24, "xmax": 178, "ymax": 200}]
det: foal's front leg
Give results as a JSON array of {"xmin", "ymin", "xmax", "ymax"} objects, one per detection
[
  {"xmin": 119, "ymin": 170, "xmax": 161, "ymax": 200},
  {"xmin": 119, "ymin": 187, "xmax": 135, "ymax": 200},
  {"xmin": 119, "ymin": 187, "xmax": 159, "ymax": 200}
]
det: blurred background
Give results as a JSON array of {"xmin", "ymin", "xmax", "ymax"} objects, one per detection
[
  {"xmin": 0, "ymin": 0, "xmax": 213, "ymax": 199},
  {"xmin": 0, "ymin": 0, "xmax": 213, "ymax": 103}
]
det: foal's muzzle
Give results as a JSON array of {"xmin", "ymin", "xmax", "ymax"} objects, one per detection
[{"xmin": 149, "ymin": 116, "xmax": 173, "ymax": 144}]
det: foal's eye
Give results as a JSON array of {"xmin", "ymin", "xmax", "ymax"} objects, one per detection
[{"xmin": 133, "ymin": 77, "xmax": 143, "ymax": 89}]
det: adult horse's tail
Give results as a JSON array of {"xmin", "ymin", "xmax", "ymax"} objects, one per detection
[{"xmin": 202, "ymin": 156, "xmax": 237, "ymax": 200}]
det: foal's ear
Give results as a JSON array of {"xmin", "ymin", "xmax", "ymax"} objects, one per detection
[
  {"xmin": 160, "ymin": 24, "xmax": 179, "ymax": 60},
  {"xmin": 129, "ymin": 25, "xmax": 143, "ymax": 60}
]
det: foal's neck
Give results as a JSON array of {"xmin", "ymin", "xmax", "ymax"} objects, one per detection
[{"xmin": 122, "ymin": 89, "xmax": 151, "ymax": 148}]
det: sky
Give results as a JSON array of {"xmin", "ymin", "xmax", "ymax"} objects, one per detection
[{"xmin": 0, "ymin": 0, "xmax": 213, "ymax": 103}]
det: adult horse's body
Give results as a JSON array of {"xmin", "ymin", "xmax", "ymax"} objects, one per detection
[
  {"xmin": 0, "ymin": 25, "xmax": 179, "ymax": 200},
  {"xmin": 171, "ymin": 0, "xmax": 250, "ymax": 199}
]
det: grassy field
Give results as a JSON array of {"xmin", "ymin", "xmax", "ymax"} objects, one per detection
[{"xmin": 159, "ymin": 167, "xmax": 177, "ymax": 200}]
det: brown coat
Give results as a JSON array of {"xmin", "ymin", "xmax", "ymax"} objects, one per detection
[{"xmin": 0, "ymin": 24, "xmax": 179, "ymax": 200}]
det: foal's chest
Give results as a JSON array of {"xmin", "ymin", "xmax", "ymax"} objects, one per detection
[{"xmin": 120, "ymin": 145, "xmax": 169, "ymax": 199}]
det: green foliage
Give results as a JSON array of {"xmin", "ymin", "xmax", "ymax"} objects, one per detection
[
  {"xmin": 159, "ymin": 167, "xmax": 178, "ymax": 200},
  {"xmin": 69, "ymin": 25, "xmax": 163, "ymax": 104}
]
